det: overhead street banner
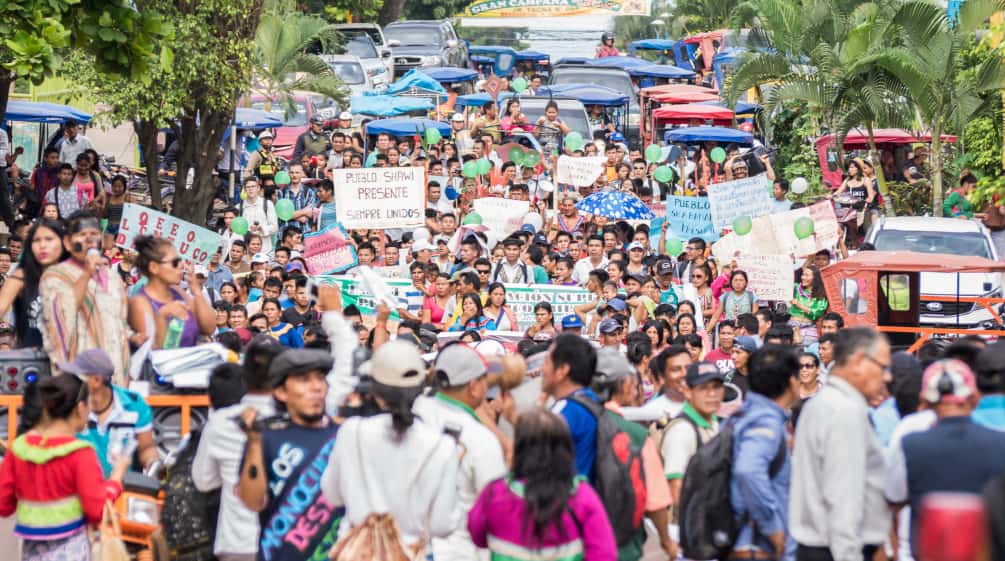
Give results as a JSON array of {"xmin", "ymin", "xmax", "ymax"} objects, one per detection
[{"xmin": 463, "ymin": 0, "xmax": 650, "ymax": 17}]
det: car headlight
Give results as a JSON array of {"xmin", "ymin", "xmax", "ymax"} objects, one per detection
[
  {"xmin": 420, "ymin": 55, "xmax": 442, "ymax": 66},
  {"xmin": 126, "ymin": 497, "xmax": 160, "ymax": 526}
]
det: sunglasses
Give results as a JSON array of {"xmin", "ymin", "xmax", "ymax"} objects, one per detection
[
  {"xmin": 800, "ymin": 363, "xmax": 816, "ymax": 369},
  {"xmin": 476, "ymin": 269, "xmax": 491, "ymax": 274},
  {"xmin": 160, "ymin": 257, "xmax": 183, "ymax": 268}
]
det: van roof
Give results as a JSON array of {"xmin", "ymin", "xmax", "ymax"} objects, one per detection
[{"xmin": 875, "ymin": 216, "xmax": 985, "ymax": 234}]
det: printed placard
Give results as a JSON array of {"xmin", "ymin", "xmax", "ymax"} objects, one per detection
[
  {"xmin": 333, "ymin": 166, "xmax": 425, "ymax": 229},
  {"xmin": 556, "ymin": 155, "xmax": 606, "ymax": 187},
  {"xmin": 302, "ymin": 223, "xmax": 357, "ymax": 275},
  {"xmin": 116, "ymin": 203, "xmax": 224, "ymax": 266}
]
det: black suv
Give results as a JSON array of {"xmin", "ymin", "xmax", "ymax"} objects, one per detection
[{"xmin": 383, "ymin": 20, "xmax": 468, "ymax": 78}]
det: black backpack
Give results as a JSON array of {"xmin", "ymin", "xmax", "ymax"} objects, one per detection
[
  {"xmin": 569, "ymin": 395, "xmax": 648, "ymax": 545},
  {"xmin": 162, "ymin": 430, "xmax": 220, "ymax": 561},
  {"xmin": 677, "ymin": 414, "xmax": 786, "ymax": 560}
]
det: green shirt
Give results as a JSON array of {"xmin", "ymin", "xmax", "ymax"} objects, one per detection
[
  {"xmin": 943, "ymin": 190, "xmax": 974, "ymax": 219},
  {"xmin": 790, "ymin": 284, "xmax": 828, "ymax": 322}
]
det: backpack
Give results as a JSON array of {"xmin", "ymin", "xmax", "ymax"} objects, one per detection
[
  {"xmin": 491, "ymin": 260, "xmax": 528, "ymax": 284},
  {"xmin": 569, "ymin": 395, "xmax": 647, "ymax": 545},
  {"xmin": 677, "ymin": 414, "xmax": 786, "ymax": 561},
  {"xmin": 161, "ymin": 430, "xmax": 220, "ymax": 561}
]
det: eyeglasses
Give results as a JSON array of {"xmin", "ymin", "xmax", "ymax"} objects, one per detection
[
  {"xmin": 799, "ymin": 363, "xmax": 816, "ymax": 369},
  {"xmin": 159, "ymin": 257, "xmax": 183, "ymax": 268},
  {"xmin": 865, "ymin": 355, "xmax": 890, "ymax": 373}
]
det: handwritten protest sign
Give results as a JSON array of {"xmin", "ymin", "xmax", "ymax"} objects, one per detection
[
  {"xmin": 712, "ymin": 201, "xmax": 842, "ymax": 260},
  {"xmin": 737, "ymin": 255, "xmax": 793, "ymax": 301},
  {"xmin": 556, "ymin": 155, "xmax": 606, "ymax": 187},
  {"xmin": 707, "ymin": 175, "xmax": 774, "ymax": 232},
  {"xmin": 808, "ymin": 201, "xmax": 840, "ymax": 248},
  {"xmin": 302, "ymin": 224, "xmax": 357, "ymax": 275},
  {"xmin": 116, "ymin": 203, "xmax": 224, "ymax": 266},
  {"xmin": 333, "ymin": 166, "xmax": 425, "ymax": 229},
  {"xmin": 473, "ymin": 198, "xmax": 530, "ymax": 236}
]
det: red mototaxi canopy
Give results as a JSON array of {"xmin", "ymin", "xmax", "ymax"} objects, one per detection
[
  {"xmin": 653, "ymin": 103, "xmax": 734, "ymax": 122},
  {"xmin": 652, "ymin": 90, "xmax": 721, "ymax": 104},
  {"xmin": 814, "ymin": 128, "xmax": 958, "ymax": 149},
  {"xmin": 641, "ymin": 84, "xmax": 719, "ymax": 97}
]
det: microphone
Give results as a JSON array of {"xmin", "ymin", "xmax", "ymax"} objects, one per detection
[{"xmin": 87, "ymin": 248, "xmax": 108, "ymax": 291}]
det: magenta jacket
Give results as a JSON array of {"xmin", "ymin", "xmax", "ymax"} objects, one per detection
[{"xmin": 468, "ymin": 477, "xmax": 617, "ymax": 561}]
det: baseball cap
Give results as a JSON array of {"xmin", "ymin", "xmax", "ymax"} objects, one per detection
[
  {"xmin": 599, "ymin": 317, "xmax": 623, "ymax": 335},
  {"xmin": 626, "ymin": 273, "xmax": 648, "ymax": 286},
  {"xmin": 656, "ymin": 259, "xmax": 674, "ymax": 276},
  {"xmin": 310, "ymin": 114, "xmax": 325, "ymax": 124},
  {"xmin": 606, "ymin": 298, "xmax": 628, "ymax": 313},
  {"xmin": 734, "ymin": 336, "xmax": 757, "ymax": 354},
  {"xmin": 686, "ymin": 361, "xmax": 725, "ymax": 387},
  {"xmin": 286, "ymin": 262, "xmax": 305, "ymax": 273},
  {"xmin": 520, "ymin": 224, "xmax": 537, "ymax": 235},
  {"xmin": 364, "ymin": 339, "xmax": 427, "ymax": 388},
  {"xmin": 561, "ymin": 314, "xmax": 584, "ymax": 329},
  {"xmin": 451, "ymin": 113, "xmax": 466, "ymax": 122},
  {"xmin": 921, "ymin": 359, "xmax": 978, "ymax": 405},
  {"xmin": 258, "ymin": 129, "xmax": 274, "ymax": 140},
  {"xmin": 251, "ymin": 253, "xmax": 270, "ymax": 265},
  {"xmin": 533, "ymin": 233, "xmax": 548, "ymax": 245},
  {"xmin": 595, "ymin": 347, "xmax": 635, "ymax": 382},
  {"xmin": 627, "ymin": 241, "xmax": 645, "ymax": 252},
  {"xmin": 412, "ymin": 239, "xmax": 434, "ymax": 253},
  {"xmin": 435, "ymin": 344, "xmax": 488, "ymax": 386},
  {"xmin": 338, "ymin": 111, "xmax": 352, "ymax": 120},
  {"xmin": 268, "ymin": 349, "xmax": 334, "ymax": 388},
  {"xmin": 59, "ymin": 349, "xmax": 115, "ymax": 380}
]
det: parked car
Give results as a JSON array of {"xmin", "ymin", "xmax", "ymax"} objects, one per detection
[
  {"xmin": 241, "ymin": 92, "xmax": 321, "ymax": 160},
  {"xmin": 335, "ymin": 38, "xmax": 389, "ymax": 91},
  {"xmin": 322, "ymin": 55, "xmax": 380, "ymax": 98},
  {"xmin": 516, "ymin": 96, "xmax": 591, "ymax": 149},
  {"xmin": 334, "ymin": 24, "xmax": 395, "ymax": 84},
  {"xmin": 865, "ymin": 216, "xmax": 1004, "ymax": 329},
  {"xmin": 550, "ymin": 64, "xmax": 641, "ymax": 141},
  {"xmin": 383, "ymin": 20, "xmax": 468, "ymax": 77}
]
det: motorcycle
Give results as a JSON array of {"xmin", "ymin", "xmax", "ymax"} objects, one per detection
[{"xmin": 114, "ymin": 462, "xmax": 170, "ymax": 561}]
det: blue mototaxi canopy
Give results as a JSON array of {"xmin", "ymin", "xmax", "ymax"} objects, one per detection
[
  {"xmin": 5, "ymin": 101, "xmax": 91, "ymax": 124},
  {"xmin": 365, "ymin": 117, "xmax": 451, "ymax": 138},
  {"xmin": 376, "ymin": 69, "xmax": 447, "ymax": 96},
  {"xmin": 535, "ymin": 84, "xmax": 629, "ymax": 106},
  {"xmin": 697, "ymin": 99, "xmax": 763, "ymax": 115},
  {"xmin": 470, "ymin": 55, "xmax": 494, "ymax": 65},
  {"xmin": 469, "ymin": 45, "xmax": 518, "ymax": 55},
  {"xmin": 351, "ymin": 95, "xmax": 434, "ymax": 117},
  {"xmin": 453, "ymin": 92, "xmax": 513, "ymax": 108},
  {"xmin": 516, "ymin": 50, "xmax": 549, "ymax": 62},
  {"xmin": 233, "ymin": 108, "xmax": 283, "ymax": 129},
  {"xmin": 629, "ymin": 39, "xmax": 678, "ymax": 52},
  {"xmin": 664, "ymin": 126, "xmax": 754, "ymax": 146},
  {"xmin": 586, "ymin": 56, "xmax": 695, "ymax": 79},
  {"xmin": 424, "ymin": 66, "xmax": 478, "ymax": 83}
]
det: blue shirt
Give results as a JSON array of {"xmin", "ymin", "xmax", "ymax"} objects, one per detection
[
  {"xmin": 207, "ymin": 264, "xmax": 234, "ymax": 293},
  {"xmin": 869, "ymin": 396, "xmax": 900, "ymax": 448},
  {"xmin": 973, "ymin": 394, "xmax": 1005, "ymax": 431},
  {"xmin": 79, "ymin": 385, "xmax": 153, "ymax": 476},
  {"xmin": 552, "ymin": 387, "xmax": 599, "ymax": 482},
  {"xmin": 730, "ymin": 392, "xmax": 794, "ymax": 561}
]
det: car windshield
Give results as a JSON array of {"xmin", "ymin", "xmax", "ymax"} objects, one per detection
[
  {"xmin": 340, "ymin": 28, "xmax": 383, "ymax": 47},
  {"xmin": 346, "ymin": 37, "xmax": 378, "ymax": 59},
  {"xmin": 551, "ymin": 69, "xmax": 639, "ymax": 110},
  {"xmin": 328, "ymin": 62, "xmax": 365, "ymax": 85},
  {"xmin": 519, "ymin": 99, "xmax": 591, "ymax": 140},
  {"xmin": 873, "ymin": 230, "xmax": 992, "ymax": 260},
  {"xmin": 249, "ymin": 99, "xmax": 308, "ymax": 126},
  {"xmin": 386, "ymin": 26, "xmax": 442, "ymax": 46}
]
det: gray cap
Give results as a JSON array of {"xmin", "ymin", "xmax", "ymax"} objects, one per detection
[
  {"xmin": 595, "ymin": 347, "xmax": 635, "ymax": 383},
  {"xmin": 435, "ymin": 344, "xmax": 488, "ymax": 386},
  {"xmin": 59, "ymin": 349, "xmax": 115, "ymax": 380},
  {"xmin": 599, "ymin": 318, "xmax": 623, "ymax": 335},
  {"xmin": 268, "ymin": 349, "xmax": 334, "ymax": 388},
  {"xmin": 685, "ymin": 361, "xmax": 725, "ymax": 387}
]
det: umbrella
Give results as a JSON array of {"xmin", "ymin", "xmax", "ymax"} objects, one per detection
[{"xmin": 576, "ymin": 191, "xmax": 655, "ymax": 220}]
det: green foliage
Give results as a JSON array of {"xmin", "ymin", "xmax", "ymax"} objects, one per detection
[
  {"xmin": 403, "ymin": 0, "xmax": 467, "ymax": 20},
  {"xmin": 971, "ymin": 175, "xmax": 1005, "ymax": 209},
  {"xmin": 887, "ymin": 180, "xmax": 932, "ymax": 215},
  {"xmin": 961, "ymin": 116, "xmax": 1003, "ymax": 178},
  {"xmin": 0, "ymin": 0, "xmax": 170, "ymax": 86},
  {"xmin": 300, "ymin": 0, "xmax": 383, "ymax": 23},
  {"xmin": 455, "ymin": 22, "xmax": 529, "ymax": 50},
  {"xmin": 771, "ymin": 103, "xmax": 827, "ymax": 203}
]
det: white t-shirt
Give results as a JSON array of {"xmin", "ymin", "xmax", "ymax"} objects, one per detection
[
  {"xmin": 621, "ymin": 393, "xmax": 685, "ymax": 423},
  {"xmin": 572, "ymin": 256, "xmax": 609, "ymax": 286}
]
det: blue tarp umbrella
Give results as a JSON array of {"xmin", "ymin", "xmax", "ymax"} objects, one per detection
[
  {"xmin": 365, "ymin": 117, "xmax": 451, "ymax": 138},
  {"xmin": 664, "ymin": 125, "xmax": 754, "ymax": 146},
  {"xmin": 424, "ymin": 67, "xmax": 478, "ymax": 83},
  {"xmin": 576, "ymin": 190, "xmax": 655, "ymax": 220},
  {"xmin": 4, "ymin": 101, "xmax": 91, "ymax": 124},
  {"xmin": 377, "ymin": 69, "xmax": 447, "ymax": 96},
  {"xmin": 454, "ymin": 92, "xmax": 513, "ymax": 108},
  {"xmin": 351, "ymin": 95, "xmax": 433, "ymax": 117}
]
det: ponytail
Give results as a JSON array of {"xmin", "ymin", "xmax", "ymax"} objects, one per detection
[
  {"xmin": 37, "ymin": 375, "xmax": 87, "ymax": 421},
  {"xmin": 373, "ymin": 383, "xmax": 424, "ymax": 439}
]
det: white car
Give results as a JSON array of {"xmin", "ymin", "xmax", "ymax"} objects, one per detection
[
  {"xmin": 323, "ymin": 54, "xmax": 379, "ymax": 99},
  {"xmin": 865, "ymin": 216, "xmax": 1004, "ymax": 329},
  {"xmin": 334, "ymin": 23, "xmax": 395, "ymax": 82}
]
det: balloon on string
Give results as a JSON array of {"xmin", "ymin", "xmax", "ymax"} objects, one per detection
[
  {"xmin": 463, "ymin": 212, "xmax": 483, "ymax": 225},
  {"xmin": 710, "ymin": 147, "xmax": 726, "ymax": 164},
  {"xmin": 653, "ymin": 165, "xmax": 673, "ymax": 183},
  {"xmin": 444, "ymin": 185, "xmax": 459, "ymax": 200},
  {"xmin": 512, "ymin": 77, "xmax": 528, "ymax": 93},
  {"xmin": 477, "ymin": 158, "xmax": 492, "ymax": 176},
  {"xmin": 462, "ymin": 161, "xmax": 478, "ymax": 178},
  {"xmin": 275, "ymin": 199, "xmax": 295, "ymax": 221},
  {"xmin": 794, "ymin": 217, "xmax": 815, "ymax": 239},
  {"xmin": 245, "ymin": 138, "xmax": 259, "ymax": 153},
  {"xmin": 274, "ymin": 170, "xmax": 291, "ymax": 185},
  {"xmin": 732, "ymin": 216, "xmax": 753, "ymax": 236},
  {"xmin": 424, "ymin": 127, "xmax": 441, "ymax": 146},
  {"xmin": 231, "ymin": 217, "xmax": 249, "ymax": 236},
  {"xmin": 523, "ymin": 151, "xmax": 540, "ymax": 166},
  {"xmin": 564, "ymin": 132, "xmax": 584, "ymax": 152},
  {"xmin": 508, "ymin": 146, "xmax": 525, "ymax": 164},
  {"xmin": 522, "ymin": 213, "xmax": 543, "ymax": 232},
  {"xmin": 645, "ymin": 144, "xmax": 662, "ymax": 163},
  {"xmin": 791, "ymin": 177, "xmax": 809, "ymax": 194},
  {"xmin": 665, "ymin": 238, "xmax": 684, "ymax": 255}
]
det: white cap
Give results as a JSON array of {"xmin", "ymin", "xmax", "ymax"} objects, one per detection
[
  {"xmin": 193, "ymin": 265, "xmax": 209, "ymax": 277},
  {"xmin": 251, "ymin": 253, "xmax": 270, "ymax": 264},
  {"xmin": 258, "ymin": 129, "xmax": 274, "ymax": 140},
  {"xmin": 412, "ymin": 239, "xmax": 434, "ymax": 253},
  {"xmin": 339, "ymin": 111, "xmax": 352, "ymax": 120},
  {"xmin": 451, "ymin": 113, "xmax": 465, "ymax": 122}
]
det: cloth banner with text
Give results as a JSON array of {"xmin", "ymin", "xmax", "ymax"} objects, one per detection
[
  {"xmin": 463, "ymin": 0, "xmax": 650, "ymax": 17},
  {"xmin": 333, "ymin": 167, "xmax": 425, "ymax": 229},
  {"xmin": 116, "ymin": 203, "xmax": 224, "ymax": 266}
]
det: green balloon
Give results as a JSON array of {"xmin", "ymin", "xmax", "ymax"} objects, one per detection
[
  {"xmin": 274, "ymin": 170, "xmax": 291, "ymax": 185},
  {"xmin": 710, "ymin": 147, "xmax": 726, "ymax": 164},
  {"xmin": 463, "ymin": 212, "xmax": 483, "ymax": 225},
  {"xmin": 523, "ymin": 151, "xmax": 540, "ymax": 166},
  {"xmin": 424, "ymin": 127, "xmax": 442, "ymax": 145},
  {"xmin": 653, "ymin": 165, "xmax": 673, "ymax": 183},
  {"xmin": 512, "ymin": 77, "xmax": 528, "ymax": 93},
  {"xmin": 231, "ymin": 216, "xmax": 249, "ymax": 236},
  {"xmin": 732, "ymin": 216, "xmax": 753, "ymax": 236},
  {"xmin": 645, "ymin": 143, "xmax": 662, "ymax": 163},
  {"xmin": 564, "ymin": 131, "xmax": 584, "ymax": 152},
  {"xmin": 275, "ymin": 198, "xmax": 295, "ymax": 221},
  {"xmin": 665, "ymin": 238, "xmax": 684, "ymax": 255},
  {"xmin": 794, "ymin": 216, "xmax": 815, "ymax": 239},
  {"xmin": 477, "ymin": 158, "xmax": 492, "ymax": 175},
  {"xmin": 463, "ymin": 161, "xmax": 479, "ymax": 178},
  {"xmin": 508, "ymin": 146, "xmax": 524, "ymax": 163}
]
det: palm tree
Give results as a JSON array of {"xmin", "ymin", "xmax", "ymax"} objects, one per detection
[
  {"xmin": 251, "ymin": 12, "xmax": 347, "ymax": 118},
  {"xmin": 866, "ymin": 0, "xmax": 1005, "ymax": 214}
]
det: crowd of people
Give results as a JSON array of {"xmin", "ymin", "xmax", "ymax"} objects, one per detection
[{"xmin": 0, "ymin": 33, "xmax": 1003, "ymax": 561}]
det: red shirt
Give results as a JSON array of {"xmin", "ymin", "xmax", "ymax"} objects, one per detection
[{"xmin": 705, "ymin": 348, "xmax": 735, "ymax": 373}]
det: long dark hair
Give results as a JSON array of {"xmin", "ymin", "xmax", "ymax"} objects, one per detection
[
  {"xmin": 511, "ymin": 409, "xmax": 577, "ymax": 542},
  {"xmin": 802, "ymin": 265, "xmax": 826, "ymax": 300},
  {"xmin": 38, "ymin": 374, "xmax": 88, "ymax": 421},
  {"xmin": 16, "ymin": 219, "xmax": 68, "ymax": 342},
  {"xmin": 373, "ymin": 382, "xmax": 425, "ymax": 439}
]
